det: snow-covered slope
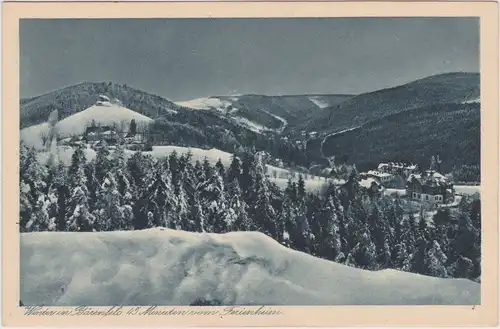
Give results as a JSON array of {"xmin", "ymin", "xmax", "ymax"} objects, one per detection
[
  {"xmin": 20, "ymin": 228, "xmax": 480, "ymax": 306},
  {"xmin": 20, "ymin": 104, "xmax": 153, "ymax": 149},
  {"xmin": 309, "ymin": 96, "xmax": 330, "ymax": 109},
  {"xmin": 20, "ymin": 123, "xmax": 52, "ymax": 150},
  {"xmin": 176, "ymin": 97, "xmax": 232, "ymax": 111}
]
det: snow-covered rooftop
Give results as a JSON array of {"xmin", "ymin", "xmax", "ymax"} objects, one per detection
[
  {"xmin": 367, "ymin": 170, "xmax": 392, "ymax": 178},
  {"xmin": 359, "ymin": 177, "xmax": 379, "ymax": 189}
]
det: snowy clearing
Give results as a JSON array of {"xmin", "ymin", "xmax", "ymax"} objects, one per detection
[
  {"xmin": 461, "ymin": 98, "xmax": 480, "ymax": 104},
  {"xmin": 20, "ymin": 123, "xmax": 52, "ymax": 150},
  {"xmin": 455, "ymin": 185, "xmax": 480, "ymax": 195},
  {"xmin": 20, "ymin": 228, "xmax": 480, "ymax": 306},
  {"xmin": 308, "ymin": 96, "xmax": 329, "ymax": 109},
  {"xmin": 233, "ymin": 116, "xmax": 273, "ymax": 134},
  {"xmin": 175, "ymin": 97, "xmax": 232, "ymax": 111}
]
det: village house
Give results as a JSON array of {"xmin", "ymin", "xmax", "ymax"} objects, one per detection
[
  {"xmin": 365, "ymin": 170, "xmax": 394, "ymax": 185},
  {"xmin": 96, "ymin": 94, "xmax": 112, "ymax": 106},
  {"xmin": 84, "ymin": 125, "xmax": 118, "ymax": 144},
  {"xmin": 359, "ymin": 176, "xmax": 384, "ymax": 200},
  {"xmin": 406, "ymin": 170, "xmax": 454, "ymax": 204},
  {"xmin": 338, "ymin": 172, "xmax": 384, "ymax": 203},
  {"xmin": 377, "ymin": 162, "xmax": 419, "ymax": 178}
]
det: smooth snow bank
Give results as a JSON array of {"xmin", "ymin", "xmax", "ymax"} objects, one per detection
[{"xmin": 21, "ymin": 228, "xmax": 479, "ymax": 306}]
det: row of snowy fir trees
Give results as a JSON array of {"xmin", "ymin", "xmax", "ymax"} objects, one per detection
[{"xmin": 19, "ymin": 141, "xmax": 480, "ymax": 281}]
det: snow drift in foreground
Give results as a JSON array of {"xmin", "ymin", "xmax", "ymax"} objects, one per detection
[{"xmin": 20, "ymin": 228, "xmax": 479, "ymax": 306}]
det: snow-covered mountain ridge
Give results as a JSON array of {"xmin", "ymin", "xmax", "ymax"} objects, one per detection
[{"xmin": 20, "ymin": 228, "xmax": 480, "ymax": 306}]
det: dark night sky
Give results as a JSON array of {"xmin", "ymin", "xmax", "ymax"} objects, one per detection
[{"xmin": 20, "ymin": 17, "xmax": 479, "ymax": 101}]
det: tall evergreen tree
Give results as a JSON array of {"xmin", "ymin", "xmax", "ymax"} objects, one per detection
[
  {"xmin": 95, "ymin": 141, "xmax": 111, "ymax": 182},
  {"xmin": 426, "ymin": 240, "xmax": 448, "ymax": 278}
]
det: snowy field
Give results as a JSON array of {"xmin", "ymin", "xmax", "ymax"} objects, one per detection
[
  {"xmin": 455, "ymin": 185, "xmax": 480, "ymax": 195},
  {"xmin": 20, "ymin": 228, "xmax": 480, "ymax": 306},
  {"xmin": 175, "ymin": 97, "xmax": 232, "ymax": 111}
]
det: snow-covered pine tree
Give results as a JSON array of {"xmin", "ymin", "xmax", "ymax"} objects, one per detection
[
  {"xmin": 190, "ymin": 191, "xmax": 206, "ymax": 232},
  {"xmin": 368, "ymin": 203, "xmax": 391, "ymax": 268},
  {"xmin": 127, "ymin": 152, "xmax": 155, "ymax": 229},
  {"xmin": 94, "ymin": 141, "xmax": 111, "ymax": 182},
  {"xmin": 65, "ymin": 144, "xmax": 93, "ymax": 231},
  {"xmin": 202, "ymin": 157, "xmax": 213, "ymax": 180},
  {"xmin": 19, "ymin": 142, "xmax": 47, "ymax": 231},
  {"xmin": 227, "ymin": 154, "xmax": 242, "ymax": 186},
  {"xmin": 194, "ymin": 160, "xmax": 206, "ymax": 184},
  {"xmin": 199, "ymin": 164, "xmax": 227, "ymax": 233},
  {"xmin": 19, "ymin": 180, "xmax": 33, "ymax": 232},
  {"xmin": 394, "ymin": 213, "xmax": 416, "ymax": 270},
  {"xmin": 251, "ymin": 153, "xmax": 278, "ymax": 239},
  {"xmin": 169, "ymin": 151, "xmax": 181, "ymax": 195},
  {"xmin": 431, "ymin": 207, "xmax": 452, "ymax": 254},
  {"xmin": 226, "ymin": 178, "xmax": 251, "ymax": 232},
  {"xmin": 142, "ymin": 167, "xmax": 175, "ymax": 228},
  {"xmin": 240, "ymin": 150, "xmax": 255, "ymax": 203},
  {"xmin": 26, "ymin": 194, "xmax": 52, "ymax": 232},
  {"xmin": 84, "ymin": 161, "xmax": 101, "ymax": 211},
  {"xmin": 66, "ymin": 186, "xmax": 95, "ymax": 232},
  {"xmin": 412, "ymin": 235, "xmax": 429, "ymax": 275},
  {"xmin": 215, "ymin": 158, "xmax": 226, "ymax": 182},
  {"xmin": 277, "ymin": 193, "xmax": 298, "ymax": 248},
  {"xmin": 319, "ymin": 195, "xmax": 344, "ymax": 262},
  {"xmin": 450, "ymin": 210, "xmax": 479, "ymax": 278},
  {"xmin": 115, "ymin": 169, "xmax": 134, "ymax": 229},
  {"xmin": 113, "ymin": 141, "xmax": 126, "ymax": 170},
  {"xmin": 93, "ymin": 172, "xmax": 123, "ymax": 230},
  {"xmin": 354, "ymin": 223, "xmax": 377, "ymax": 270},
  {"xmin": 173, "ymin": 178, "xmax": 189, "ymax": 230},
  {"xmin": 468, "ymin": 198, "xmax": 481, "ymax": 279},
  {"xmin": 297, "ymin": 175, "xmax": 306, "ymax": 201},
  {"xmin": 426, "ymin": 240, "xmax": 448, "ymax": 278}
]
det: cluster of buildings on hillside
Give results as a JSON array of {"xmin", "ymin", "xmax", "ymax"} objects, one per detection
[
  {"xmin": 58, "ymin": 96, "xmax": 149, "ymax": 150},
  {"xmin": 60, "ymin": 124, "xmax": 148, "ymax": 150},
  {"xmin": 354, "ymin": 156, "xmax": 455, "ymax": 204}
]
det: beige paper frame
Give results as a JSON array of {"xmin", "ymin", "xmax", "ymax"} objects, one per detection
[{"xmin": 2, "ymin": 2, "xmax": 499, "ymax": 327}]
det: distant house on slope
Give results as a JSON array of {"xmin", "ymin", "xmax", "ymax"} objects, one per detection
[
  {"xmin": 84, "ymin": 125, "xmax": 118, "ymax": 144},
  {"xmin": 96, "ymin": 94, "xmax": 112, "ymax": 106}
]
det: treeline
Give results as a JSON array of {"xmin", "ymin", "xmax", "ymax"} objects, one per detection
[
  {"xmin": 19, "ymin": 141, "xmax": 480, "ymax": 281},
  {"xmin": 450, "ymin": 164, "xmax": 480, "ymax": 184}
]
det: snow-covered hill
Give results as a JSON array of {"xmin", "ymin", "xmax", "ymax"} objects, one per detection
[
  {"xmin": 20, "ymin": 228, "xmax": 480, "ymax": 306},
  {"xmin": 20, "ymin": 104, "xmax": 153, "ymax": 150}
]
